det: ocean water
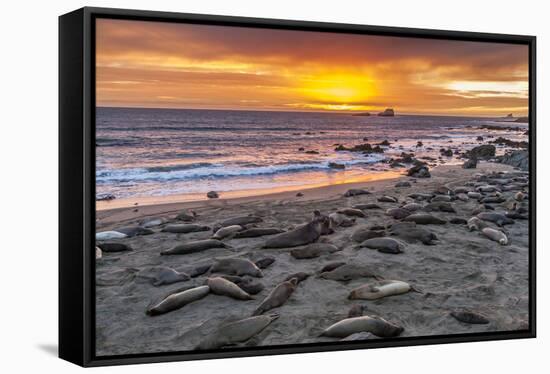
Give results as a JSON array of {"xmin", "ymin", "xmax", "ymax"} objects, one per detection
[{"xmin": 96, "ymin": 107, "xmax": 527, "ymax": 201}]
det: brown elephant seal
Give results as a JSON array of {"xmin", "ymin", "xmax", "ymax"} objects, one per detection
[
  {"xmin": 234, "ymin": 228, "xmax": 285, "ymax": 238},
  {"xmin": 146, "ymin": 285, "xmax": 210, "ymax": 316},
  {"xmin": 161, "ymin": 224, "xmax": 210, "ymax": 234},
  {"xmin": 161, "ymin": 239, "xmax": 229, "ymax": 255},
  {"xmin": 481, "ymin": 227, "xmax": 508, "ymax": 245},
  {"xmin": 140, "ymin": 217, "xmax": 167, "ymax": 228},
  {"xmin": 401, "ymin": 202, "xmax": 423, "ymax": 212},
  {"xmin": 351, "ymin": 227, "xmax": 386, "ymax": 243},
  {"xmin": 358, "ymin": 237, "xmax": 404, "ymax": 254},
  {"xmin": 344, "ymin": 188, "xmax": 370, "ymax": 197},
  {"xmin": 290, "ymin": 243, "xmax": 340, "ymax": 259},
  {"xmin": 352, "ymin": 203, "xmax": 381, "ymax": 210},
  {"xmin": 215, "ymin": 216, "xmax": 263, "ymax": 231},
  {"xmin": 389, "ymin": 222, "xmax": 438, "ymax": 245},
  {"xmin": 219, "ymin": 275, "xmax": 265, "ymax": 295},
  {"xmin": 403, "ymin": 213, "xmax": 447, "ymax": 225},
  {"xmin": 337, "ymin": 208, "xmax": 366, "ymax": 218},
  {"xmin": 476, "ymin": 212, "xmax": 514, "ymax": 226},
  {"xmin": 378, "ymin": 195, "xmax": 398, "ymax": 203},
  {"xmin": 210, "ymin": 258, "xmax": 263, "ymax": 278},
  {"xmin": 329, "ymin": 213, "xmax": 356, "ymax": 228},
  {"xmin": 97, "ymin": 242, "xmax": 133, "ymax": 253},
  {"xmin": 189, "ymin": 264, "xmax": 212, "ymax": 278},
  {"xmin": 212, "ymin": 225, "xmax": 243, "ymax": 240},
  {"xmin": 176, "ymin": 210, "xmax": 197, "ymax": 221},
  {"xmin": 467, "ymin": 217, "xmax": 489, "ymax": 231},
  {"xmin": 263, "ymin": 211, "xmax": 331, "ymax": 248},
  {"xmin": 252, "ymin": 278, "xmax": 297, "ymax": 315},
  {"xmin": 347, "ymin": 304, "xmax": 364, "ymax": 318},
  {"xmin": 349, "ymin": 280, "xmax": 411, "ymax": 300},
  {"xmin": 254, "ymin": 257, "xmax": 275, "ymax": 269},
  {"xmin": 450, "ymin": 310, "xmax": 489, "ymax": 324},
  {"xmin": 115, "ymin": 226, "xmax": 155, "ymax": 237},
  {"xmin": 386, "ymin": 207, "xmax": 412, "ymax": 220},
  {"xmin": 141, "ymin": 267, "xmax": 190, "ymax": 287},
  {"xmin": 197, "ymin": 314, "xmax": 279, "ymax": 350},
  {"xmin": 321, "ymin": 315, "xmax": 404, "ymax": 338},
  {"xmin": 319, "ymin": 262, "xmax": 346, "ymax": 273},
  {"xmin": 207, "ymin": 277, "xmax": 254, "ymax": 300},
  {"xmin": 284, "ymin": 272, "xmax": 310, "ymax": 284},
  {"xmin": 319, "ymin": 264, "xmax": 380, "ymax": 282},
  {"xmin": 514, "ymin": 191, "xmax": 526, "ymax": 201},
  {"xmin": 424, "ymin": 201, "xmax": 456, "ymax": 213}
]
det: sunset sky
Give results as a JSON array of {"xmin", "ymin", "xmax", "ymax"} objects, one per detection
[{"xmin": 96, "ymin": 19, "xmax": 529, "ymax": 116}]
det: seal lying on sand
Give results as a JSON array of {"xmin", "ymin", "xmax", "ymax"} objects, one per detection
[
  {"xmin": 378, "ymin": 196, "xmax": 398, "ymax": 203},
  {"xmin": 263, "ymin": 211, "xmax": 331, "ymax": 248},
  {"xmin": 358, "ymin": 237, "xmax": 403, "ymax": 254},
  {"xmin": 450, "ymin": 310, "xmax": 489, "ymax": 324},
  {"xmin": 481, "ymin": 227, "xmax": 508, "ymax": 245},
  {"xmin": 401, "ymin": 202, "xmax": 423, "ymax": 212},
  {"xmin": 337, "ymin": 208, "xmax": 366, "ymax": 218},
  {"xmin": 197, "ymin": 314, "xmax": 279, "ymax": 350},
  {"xmin": 140, "ymin": 217, "xmax": 167, "ymax": 228},
  {"xmin": 351, "ymin": 227, "xmax": 386, "ymax": 243},
  {"xmin": 476, "ymin": 212, "xmax": 514, "ymax": 226},
  {"xmin": 207, "ymin": 277, "xmax": 254, "ymax": 300},
  {"xmin": 252, "ymin": 278, "xmax": 297, "ymax": 315},
  {"xmin": 161, "ymin": 224, "xmax": 210, "ymax": 234},
  {"xmin": 344, "ymin": 189, "xmax": 370, "ymax": 197},
  {"xmin": 290, "ymin": 243, "xmax": 341, "ymax": 259},
  {"xmin": 329, "ymin": 213, "xmax": 356, "ymax": 228},
  {"xmin": 146, "ymin": 285, "xmax": 210, "ymax": 316},
  {"xmin": 319, "ymin": 262, "xmax": 346, "ymax": 273},
  {"xmin": 349, "ymin": 280, "xmax": 412, "ymax": 300},
  {"xmin": 254, "ymin": 257, "xmax": 275, "ymax": 269},
  {"xmin": 424, "ymin": 201, "xmax": 456, "ymax": 213},
  {"xmin": 176, "ymin": 210, "xmax": 197, "ymax": 222},
  {"xmin": 115, "ymin": 226, "xmax": 154, "ymax": 237},
  {"xmin": 353, "ymin": 203, "xmax": 381, "ymax": 210},
  {"xmin": 403, "ymin": 213, "xmax": 446, "ymax": 225},
  {"xmin": 386, "ymin": 207, "xmax": 412, "ymax": 220},
  {"xmin": 389, "ymin": 222, "xmax": 438, "ymax": 245},
  {"xmin": 96, "ymin": 231, "xmax": 127, "ymax": 241},
  {"xmin": 212, "ymin": 225, "xmax": 243, "ymax": 240},
  {"xmin": 347, "ymin": 304, "xmax": 364, "ymax": 318},
  {"xmin": 467, "ymin": 217, "xmax": 489, "ymax": 231},
  {"xmin": 140, "ymin": 267, "xmax": 190, "ymax": 287},
  {"xmin": 214, "ymin": 216, "xmax": 263, "ymax": 231},
  {"xmin": 161, "ymin": 239, "xmax": 229, "ymax": 255},
  {"xmin": 210, "ymin": 258, "xmax": 264, "ymax": 278},
  {"xmin": 219, "ymin": 275, "xmax": 265, "ymax": 295},
  {"xmin": 97, "ymin": 242, "xmax": 133, "ymax": 252},
  {"xmin": 284, "ymin": 272, "xmax": 310, "ymax": 284},
  {"xmin": 319, "ymin": 264, "xmax": 380, "ymax": 282},
  {"xmin": 234, "ymin": 228, "xmax": 285, "ymax": 238},
  {"xmin": 322, "ymin": 315, "xmax": 404, "ymax": 338}
]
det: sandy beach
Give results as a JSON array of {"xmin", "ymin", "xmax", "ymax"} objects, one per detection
[{"xmin": 95, "ymin": 161, "xmax": 530, "ymax": 356}]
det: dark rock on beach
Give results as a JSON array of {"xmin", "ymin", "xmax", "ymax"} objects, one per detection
[
  {"xmin": 407, "ymin": 162, "xmax": 431, "ymax": 178},
  {"xmin": 466, "ymin": 145, "xmax": 496, "ymax": 160},
  {"xmin": 96, "ymin": 193, "xmax": 116, "ymax": 201},
  {"xmin": 462, "ymin": 158, "xmax": 478, "ymax": 169},
  {"xmin": 207, "ymin": 191, "xmax": 219, "ymax": 199},
  {"xmin": 328, "ymin": 162, "xmax": 346, "ymax": 170},
  {"xmin": 377, "ymin": 108, "xmax": 395, "ymax": 117},
  {"xmin": 497, "ymin": 150, "xmax": 529, "ymax": 170}
]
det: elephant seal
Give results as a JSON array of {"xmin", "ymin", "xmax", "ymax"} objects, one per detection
[
  {"xmin": 252, "ymin": 278, "xmax": 297, "ymax": 315},
  {"xmin": 234, "ymin": 228, "xmax": 285, "ymax": 238},
  {"xmin": 349, "ymin": 280, "xmax": 411, "ymax": 300},
  {"xmin": 97, "ymin": 242, "xmax": 133, "ymax": 253},
  {"xmin": 176, "ymin": 210, "xmax": 197, "ymax": 221},
  {"xmin": 344, "ymin": 189, "xmax": 370, "ymax": 197},
  {"xmin": 358, "ymin": 237, "xmax": 403, "ymax": 254},
  {"xmin": 389, "ymin": 222, "xmax": 437, "ymax": 245},
  {"xmin": 321, "ymin": 315, "xmax": 404, "ymax": 338},
  {"xmin": 453, "ymin": 187, "xmax": 470, "ymax": 194},
  {"xmin": 161, "ymin": 224, "xmax": 210, "ymax": 234},
  {"xmin": 347, "ymin": 304, "xmax": 364, "ymax": 318},
  {"xmin": 212, "ymin": 225, "xmax": 243, "ymax": 240},
  {"xmin": 481, "ymin": 228, "xmax": 508, "ymax": 245},
  {"xmin": 408, "ymin": 193, "xmax": 433, "ymax": 201},
  {"xmin": 352, "ymin": 203, "xmax": 381, "ymax": 210},
  {"xmin": 514, "ymin": 191, "xmax": 526, "ymax": 201},
  {"xmin": 215, "ymin": 216, "xmax": 263, "ymax": 231},
  {"xmin": 219, "ymin": 275, "xmax": 265, "ymax": 295},
  {"xmin": 140, "ymin": 217, "xmax": 167, "ymax": 228},
  {"xmin": 403, "ymin": 213, "xmax": 447, "ymax": 225},
  {"xmin": 449, "ymin": 217, "xmax": 468, "ymax": 225},
  {"xmin": 467, "ymin": 217, "xmax": 489, "ymax": 231},
  {"xmin": 430, "ymin": 195, "xmax": 452, "ymax": 202},
  {"xmin": 284, "ymin": 272, "xmax": 310, "ymax": 284},
  {"xmin": 351, "ymin": 227, "xmax": 386, "ymax": 243},
  {"xmin": 467, "ymin": 191, "xmax": 482, "ymax": 199},
  {"xmin": 456, "ymin": 193, "xmax": 469, "ymax": 202},
  {"xmin": 146, "ymin": 285, "xmax": 210, "ymax": 316},
  {"xmin": 319, "ymin": 264, "xmax": 380, "ymax": 282},
  {"xmin": 476, "ymin": 212, "xmax": 514, "ymax": 226},
  {"xmin": 378, "ymin": 196, "xmax": 398, "ymax": 203},
  {"xmin": 189, "ymin": 264, "xmax": 212, "ymax": 278},
  {"xmin": 319, "ymin": 262, "xmax": 346, "ymax": 273},
  {"xmin": 95, "ymin": 246, "xmax": 102, "ymax": 259},
  {"xmin": 401, "ymin": 203, "xmax": 423, "ymax": 212},
  {"xmin": 450, "ymin": 310, "xmax": 489, "ymax": 324},
  {"xmin": 263, "ymin": 211, "xmax": 331, "ymax": 248},
  {"xmin": 95, "ymin": 231, "xmax": 127, "ymax": 241},
  {"xmin": 329, "ymin": 213, "xmax": 356, "ymax": 228},
  {"xmin": 161, "ymin": 239, "xmax": 229, "ymax": 255},
  {"xmin": 207, "ymin": 277, "xmax": 254, "ymax": 300},
  {"xmin": 386, "ymin": 208, "xmax": 412, "ymax": 220},
  {"xmin": 290, "ymin": 243, "xmax": 340, "ymax": 259},
  {"xmin": 153, "ymin": 268, "xmax": 190, "ymax": 286},
  {"xmin": 210, "ymin": 258, "xmax": 263, "ymax": 278},
  {"xmin": 115, "ymin": 226, "xmax": 154, "ymax": 237},
  {"xmin": 254, "ymin": 257, "xmax": 275, "ymax": 269},
  {"xmin": 424, "ymin": 201, "xmax": 456, "ymax": 213},
  {"xmin": 337, "ymin": 208, "xmax": 366, "ymax": 218},
  {"xmin": 197, "ymin": 314, "xmax": 279, "ymax": 350}
]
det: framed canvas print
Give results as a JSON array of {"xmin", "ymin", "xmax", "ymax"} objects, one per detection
[{"xmin": 59, "ymin": 7, "xmax": 536, "ymax": 367}]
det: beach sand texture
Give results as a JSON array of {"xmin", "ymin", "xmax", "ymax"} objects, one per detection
[{"xmin": 95, "ymin": 163, "xmax": 529, "ymax": 356}]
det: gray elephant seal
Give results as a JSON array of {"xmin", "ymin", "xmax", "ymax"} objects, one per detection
[
  {"xmin": 424, "ymin": 201, "xmax": 456, "ymax": 213},
  {"xmin": 234, "ymin": 228, "xmax": 285, "ymax": 238},
  {"xmin": 207, "ymin": 277, "xmax": 253, "ymax": 300},
  {"xmin": 189, "ymin": 264, "xmax": 212, "ymax": 278},
  {"xmin": 290, "ymin": 242, "xmax": 340, "ymax": 259},
  {"xmin": 212, "ymin": 225, "xmax": 243, "ymax": 240},
  {"xmin": 115, "ymin": 226, "xmax": 155, "ymax": 237},
  {"xmin": 467, "ymin": 191, "xmax": 482, "ymax": 199},
  {"xmin": 344, "ymin": 189, "xmax": 370, "ymax": 197},
  {"xmin": 476, "ymin": 212, "xmax": 514, "ymax": 226},
  {"xmin": 408, "ymin": 193, "xmax": 433, "ymax": 201},
  {"xmin": 263, "ymin": 211, "xmax": 331, "ymax": 248},
  {"xmin": 161, "ymin": 224, "xmax": 210, "ymax": 234},
  {"xmin": 358, "ymin": 237, "xmax": 403, "ymax": 254},
  {"xmin": 176, "ymin": 210, "xmax": 197, "ymax": 221},
  {"xmin": 197, "ymin": 314, "xmax": 279, "ymax": 350},
  {"xmin": 349, "ymin": 280, "xmax": 411, "ymax": 300},
  {"xmin": 450, "ymin": 310, "xmax": 489, "ymax": 324},
  {"xmin": 95, "ymin": 231, "xmax": 127, "ymax": 241},
  {"xmin": 481, "ymin": 227, "xmax": 508, "ymax": 245},
  {"xmin": 403, "ymin": 213, "xmax": 447, "ymax": 225},
  {"xmin": 284, "ymin": 272, "xmax": 310, "ymax": 284},
  {"xmin": 320, "ymin": 262, "xmax": 346, "ymax": 273},
  {"xmin": 351, "ymin": 227, "xmax": 386, "ymax": 243},
  {"xmin": 378, "ymin": 195, "xmax": 398, "ymax": 203},
  {"xmin": 389, "ymin": 222, "xmax": 437, "ymax": 245},
  {"xmin": 95, "ymin": 246, "xmax": 102, "ymax": 259},
  {"xmin": 386, "ymin": 208, "xmax": 412, "ymax": 220},
  {"xmin": 329, "ymin": 213, "xmax": 356, "ymax": 228},
  {"xmin": 252, "ymin": 278, "xmax": 298, "ymax": 315},
  {"xmin": 514, "ymin": 191, "xmax": 526, "ymax": 201},
  {"xmin": 146, "ymin": 267, "xmax": 190, "ymax": 287},
  {"xmin": 146, "ymin": 285, "xmax": 210, "ymax": 316},
  {"xmin": 322, "ymin": 315, "xmax": 404, "ymax": 338},
  {"xmin": 254, "ymin": 257, "xmax": 275, "ymax": 269},
  {"xmin": 219, "ymin": 275, "xmax": 265, "ymax": 295},
  {"xmin": 210, "ymin": 258, "xmax": 263, "ymax": 278},
  {"xmin": 215, "ymin": 216, "xmax": 263, "ymax": 231},
  {"xmin": 161, "ymin": 239, "xmax": 229, "ymax": 255},
  {"xmin": 430, "ymin": 195, "xmax": 452, "ymax": 202},
  {"xmin": 140, "ymin": 217, "xmax": 167, "ymax": 228},
  {"xmin": 352, "ymin": 203, "xmax": 381, "ymax": 210},
  {"xmin": 401, "ymin": 202, "xmax": 423, "ymax": 212},
  {"xmin": 467, "ymin": 217, "xmax": 489, "ymax": 231},
  {"xmin": 337, "ymin": 208, "xmax": 366, "ymax": 218},
  {"xmin": 347, "ymin": 304, "xmax": 364, "ymax": 318},
  {"xmin": 319, "ymin": 264, "xmax": 380, "ymax": 282},
  {"xmin": 97, "ymin": 242, "xmax": 133, "ymax": 253}
]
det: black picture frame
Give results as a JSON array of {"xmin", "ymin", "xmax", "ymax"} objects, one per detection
[{"xmin": 59, "ymin": 6, "xmax": 536, "ymax": 367}]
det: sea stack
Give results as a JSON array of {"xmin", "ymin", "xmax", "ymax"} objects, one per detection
[{"xmin": 378, "ymin": 108, "xmax": 395, "ymax": 117}]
